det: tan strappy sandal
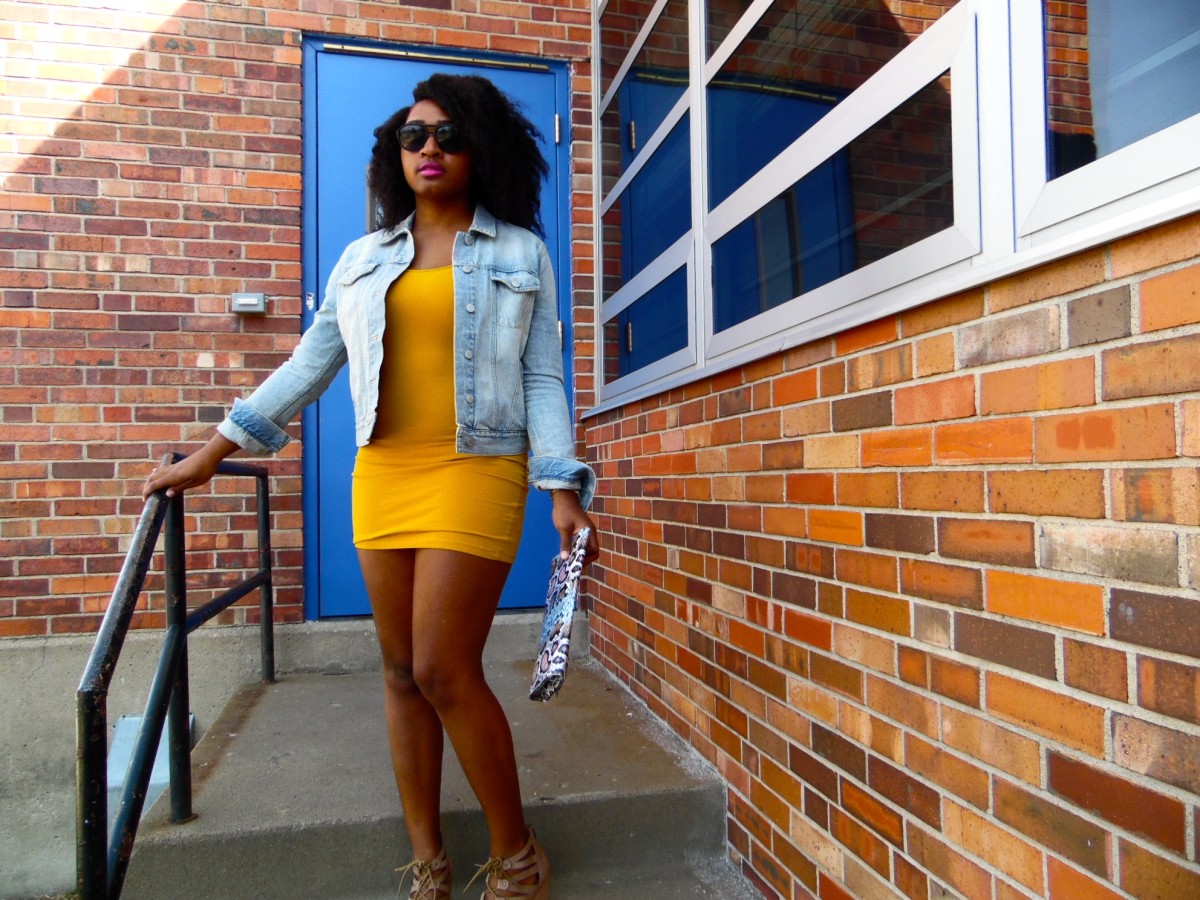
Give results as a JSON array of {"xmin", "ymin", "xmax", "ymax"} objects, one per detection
[
  {"xmin": 396, "ymin": 846, "xmax": 452, "ymax": 900},
  {"xmin": 467, "ymin": 827, "xmax": 550, "ymax": 899}
]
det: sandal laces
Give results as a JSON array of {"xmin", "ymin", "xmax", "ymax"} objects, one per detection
[
  {"xmin": 396, "ymin": 853, "xmax": 450, "ymax": 900},
  {"xmin": 465, "ymin": 836, "xmax": 543, "ymax": 898}
]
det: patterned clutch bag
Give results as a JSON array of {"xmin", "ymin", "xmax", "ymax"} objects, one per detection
[{"xmin": 529, "ymin": 527, "xmax": 590, "ymax": 702}]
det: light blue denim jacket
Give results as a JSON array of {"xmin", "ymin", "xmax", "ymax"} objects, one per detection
[{"xmin": 217, "ymin": 205, "xmax": 595, "ymax": 509}]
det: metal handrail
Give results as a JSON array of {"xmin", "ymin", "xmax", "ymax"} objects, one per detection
[{"xmin": 76, "ymin": 454, "xmax": 276, "ymax": 900}]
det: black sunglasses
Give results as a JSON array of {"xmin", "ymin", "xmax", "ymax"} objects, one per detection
[{"xmin": 396, "ymin": 122, "xmax": 466, "ymax": 154}]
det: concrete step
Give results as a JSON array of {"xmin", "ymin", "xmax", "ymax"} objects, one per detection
[{"xmin": 123, "ymin": 643, "xmax": 758, "ymax": 900}]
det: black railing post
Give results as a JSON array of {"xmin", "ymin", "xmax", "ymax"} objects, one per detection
[
  {"xmin": 164, "ymin": 492, "xmax": 194, "ymax": 825},
  {"xmin": 256, "ymin": 474, "xmax": 276, "ymax": 684},
  {"xmin": 76, "ymin": 688, "xmax": 108, "ymax": 900}
]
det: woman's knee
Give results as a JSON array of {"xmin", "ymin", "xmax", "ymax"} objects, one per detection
[
  {"xmin": 380, "ymin": 655, "xmax": 420, "ymax": 696},
  {"xmin": 411, "ymin": 656, "xmax": 485, "ymax": 710}
]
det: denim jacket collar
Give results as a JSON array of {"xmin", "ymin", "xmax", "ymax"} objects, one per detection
[{"xmin": 379, "ymin": 204, "xmax": 499, "ymax": 245}]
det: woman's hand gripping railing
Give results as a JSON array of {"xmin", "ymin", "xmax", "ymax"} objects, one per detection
[{"xmin": 75, "ymin": 453, "xmax": 275, "ymax": 900}]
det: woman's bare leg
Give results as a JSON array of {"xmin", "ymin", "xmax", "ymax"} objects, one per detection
[
  {"xmin": 359, "ymin": 548, "xmax": 445, "ymax": 860},
  {"xmin": 360, "ymin": 546, "xmax": 529, "ymax": 859},
  {"xmin": 409, "ymin": 549, "xmax": 529, "ymax": 858}
]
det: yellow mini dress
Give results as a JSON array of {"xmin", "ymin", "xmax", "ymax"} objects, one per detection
[{"xmin": 351, "ymin": 266, "xmax": 528, "ymax": 563}]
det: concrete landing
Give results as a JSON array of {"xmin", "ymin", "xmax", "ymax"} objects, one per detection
[{"xmin": 123, "ymin": 655, "xmax": 758, "ymax": 899}]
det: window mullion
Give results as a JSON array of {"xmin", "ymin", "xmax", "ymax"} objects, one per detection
[{"xmin": 689, "ymin": 0, "xmax": 709, "ymax": 373}]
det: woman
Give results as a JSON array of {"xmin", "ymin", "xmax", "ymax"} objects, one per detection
[{"xmin": 143, "ymin": 74, "xmax": 598, "ymax": 900}]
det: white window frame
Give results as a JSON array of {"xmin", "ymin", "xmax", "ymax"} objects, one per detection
[{"xmin": 588, "ymin": 0, "xmax": 1200, "ymax": 413}]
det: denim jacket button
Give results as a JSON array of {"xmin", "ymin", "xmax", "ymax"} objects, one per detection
[
  {"xmin": 464, "ymin": 350, "xmax": 473, "ymax": 360},
  {"xmin": 463, "ymin": 264, "xmax": 474, "ymax": 274},
  {"xmin": 466, "ymin": 394, "xmax": 474, "ymax": 404},
  {"xmin": 464, "ymin": 234, "xmax": 474, "ymax": 245},
  {"xmin": 466, "ymin": 304, "xmax": 475, "ymax": 314}
]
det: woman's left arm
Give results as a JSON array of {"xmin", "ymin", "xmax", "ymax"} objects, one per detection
[{"xmin": 522, "ymin": 241, "xmax": 599, "ymax": 564}]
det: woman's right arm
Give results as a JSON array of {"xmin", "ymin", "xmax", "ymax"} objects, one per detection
[
  {"xmin": 141, "ymin": 250, "xmax": 352, "ymax": 499},
  {"xmin": 142, "ymin": 432, "xmax": 240, "ymax": 500}
]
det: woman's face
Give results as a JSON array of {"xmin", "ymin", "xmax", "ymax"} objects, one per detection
[{"xmin": 400, "ymin": 99, "xmax": 472, "ymax": 206}]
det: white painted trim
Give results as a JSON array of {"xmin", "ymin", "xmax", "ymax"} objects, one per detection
[{"xmin": 599, "ymin": 230, "xmax": 692, "ymax": 321}]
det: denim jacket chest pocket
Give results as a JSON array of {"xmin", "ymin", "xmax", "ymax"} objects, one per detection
[{"xmin": 488, "ymin": 267, "xmax": 539, "ymax": 332}]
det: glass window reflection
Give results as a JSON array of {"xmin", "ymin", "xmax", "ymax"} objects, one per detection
[
  {"xmin": 602, "ymin": 114, "xmax": 692, "ymax": 301},
  {"xmin": 600, "ymin": 0, "xmax": 690, "ymax": 201},
  {"xmin": 705, "ymin": 0, "xmax": 959, "ymax": 208},
  {"xmin": 604, "ymin": 266, "xmax": 689, "ymax": 382},
  {"xmin": 713, "ymin": 74, "xmax": 954, "ymax": 333},
  {"xmin": 1044, "ymin": 0, "xmax": 1200, "ymax": 179}
]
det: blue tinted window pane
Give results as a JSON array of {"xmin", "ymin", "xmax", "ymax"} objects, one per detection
[
  {"xmin": 602, "ymin": 113, "xmax": 692, "ymax": 300},
  {"xmin": 713, "ymin": 75, "xmax": 953, "ymax": 333},
  {"xmin": 708, "ymin": 83, "xmax": 840, "ymax": 208},
  {"xmin": 1045, "ymin": 0, "xmax": 1200, "ymax": 179},
  {"xmin": 605, "ymin": 266, "xmax": 689, "ymax": 380}
]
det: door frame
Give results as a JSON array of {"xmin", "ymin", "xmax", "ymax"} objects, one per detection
[{"xmin": 299, "ymin": 35, "xmax": 574, "ymax": 619}]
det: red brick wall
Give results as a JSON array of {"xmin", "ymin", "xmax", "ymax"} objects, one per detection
[
  {"xmin": 585, "ymin": 214, "xmax": 1200, "ymax": 897},
  {"xmin": 0, "ymin": 0, "xmax": 593, "ymax": 636}
]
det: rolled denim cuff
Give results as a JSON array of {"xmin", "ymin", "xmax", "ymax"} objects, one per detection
[
  {"xmin": 216, "ymin": 397, "xmax": 292, "ymax": 456},
  {"xmin": 529, "ymin": 455, "xmax": 596, "ymax": 511}
]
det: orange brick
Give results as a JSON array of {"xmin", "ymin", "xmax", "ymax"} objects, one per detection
[
  {"xmin": 802, "ymin": 433, "xmax": 857, "ymax": 467},
  {"xmin": 836, "ymin": 317, "xmax": 898, "ymax": 355},
  {"xmin": 938, "ymin": 517, "xmax": 1035, "ymax": 567},
  {"xmin": 1036, "ymin": 403, "xmax": 1176, "ymax": 462},
  {"xmin": 986, "ymin": 672, "xmax": 1106, "ymax": 755},
  {"xmin": 835, "ymin": 623, "xmax": 897, "ymax": 675},
  {"xmin": 1047, "ymin": 858, "xmax": 1123, "ymax": 900},
  {"xmin": 900, "ymin": 470, "xmax": 985, "ymax": 512},
  {"xmin": 988, "ymin": 468, "xmax": 1106, "ymax": 518},
  {"xmin": 836, "ymin": 472, "xmax": 898, "ymax": 508},
  {"xmin": 775, "ymin": 369, "xmax": 819, "ymax": 405},
  {"xmin": 867, "ymin": 675, "xmax": 937, "ymax": 737},
  {"xmin": 1113, "ymin": 467, "xmax": 1200, "ymax": 524},
  {"xmin": 980, "ymin": 356, "xmax": 1095, "ymax": 415},
  {"xmin": 845, "ymin": 589, "xmax": 909, "ymax": 636},
  {"xmin": 1111, "ymin": 213, "xmax": 1200, "ymax": 278},
  {"xmin": 900, "ymin": 558, "xmax": 983, "ymax": 609},
  {"xmin": 930, "ymin": 655, "xmax": 981, "ymax": 707},
  {"xmin": 900, "ymin": 288, "xmax": 985, "ymax": 337},
  {"xmin": 1140, "ymin": 264, "xmax": 1200, "ymax": 332},
  {"xmin": 1185, "ymin": 399, "xmax": 1200, "ymax": 457},
  {"xmin": 905, "ymin": 733, "xmax": 990, "ymax": 808},
  {"xmin": 942, "ymin": 707, "xmax": 1042, "ymax": 785},
  {"xmin": 943, "ymin": 799, "xmax": 1045, "ymax": 893},
  {"xmin": 808, "ymin": 509, "xmax": 863, "ymax": 546},
  {"xmin": 905, "ymin": 821, "xmax": 993, "ymax": 899},
  {"xmin": 986, "ymin": 570, "xmax": 1105, "ymax": 635},
  {"xmin": 915, "ymin": 332, "xmax": 956, "ymax": 377},
  {"xmin": 835, "ymin": 549, "xmax": 897, "ymax": 592},
  {"xmin": 861, "ymin": 426, "xmax": 932, "ymax": 467},
  {"xmin": 1063, "ymin": 639, "xmax": 1129, "ymax": 702},
  {"xmin": 847, "ymin": 344, "xmax": 911, "ymax": 390},
  {"xmin": 987, "ymin": 248, "xmax": 1106, "ymax": 313},
  {"xmin": 1104, "ymin": 332, "xmax": 1200, "ymax": 400},
  {"xmin": 1120, "ymin": 840, "xmax": 1200, "ymax": 899},
  {"xmin": 763, "ymin": 506, "xmax": 807, "ymax": 538},
  {"xmin": 935, "ymin": 418, "xmax": 1033, "ymax": 464},
  {"xmin": 894, "ymin": 375, "xmax": 975, "ymax": 425}
]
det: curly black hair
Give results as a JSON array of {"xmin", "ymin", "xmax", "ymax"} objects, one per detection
[{"xmin": 366, "ymin": 74, "xmax": 550, "ymax": 236}]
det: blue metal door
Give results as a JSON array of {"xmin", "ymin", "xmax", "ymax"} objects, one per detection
[{"xmin": 301, "ymin": 40, "xmax": 572, "ymax": 617}]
